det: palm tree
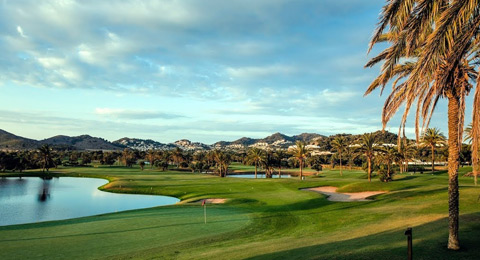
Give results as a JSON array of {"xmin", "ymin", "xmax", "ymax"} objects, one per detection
[
  {"xmin": 331, "ymin": 136, "xmax": 348, "ymax": 176},
  {"xmin": 274, "ymin": 149, "xmax": 288, "ymax": 178},
  {"xmin": 145, "ymin": 150, "xmax": 156, "ymax": 169},
  {"xmin": 377, "ymin": 146, "xmax": 400, "ymax": 182},
  {"xmin": 246, "ymin": 148, "xmax": 265, "ymax": 179},
  {"xmin": 262, "ymin": 151, "xmax": 276, "ymax": 178},
  {"xmin": 397, "ymin": 139, "xmax": 418, "ymax": 173},
  {"xmin": 421, "ymin": 128, "xmax": 446, "ymax": 173},
  {"xmin": 345, "ymin": 145, "xmax": 355, "ymax": 170},
  {"xmin": 356, "ymin": 133, "xmax": 378, "ymax": 182},
  {"xmin": 366, "ymin": 1, "xmax": 480, "ymax": 250},
  {"xmin": 38, "ymin": 144, "xmax": 53, "ymax": 172},
  {"xmin": 171, "ymin": 148, "xmax": 184, "ymax": 168},
  {"xmin": 465, "ymin": 123, "xmax": 478, "ymax": 185},
  {"xmin": 213, "ymin": 150, "xmax": 230, "ymax": 177},
  {"xmin": 291, "ymin": 141, "xmax": 310, "ymax": 180}
]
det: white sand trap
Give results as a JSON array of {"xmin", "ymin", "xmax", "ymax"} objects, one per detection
[
  {"xmin": 303, "ymin": 186, "xmax": 385, "ymax": 202},
  {"xmin": 193, "ymin": 198, "xmax": 227, "ymax": 204}
]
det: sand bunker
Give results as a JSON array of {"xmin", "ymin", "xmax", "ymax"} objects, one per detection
[
  {"xmin": 192, "ymin": 198, "xmax": 227, "ymax": 204},
  {"xmin": 303, "ymin": 186, "xmax": 385, "ymax": 202}
]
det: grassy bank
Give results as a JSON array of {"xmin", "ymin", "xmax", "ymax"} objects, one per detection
[{"xmin": 1, "ymin": 166, "xmax": 479, "ymax": 259}]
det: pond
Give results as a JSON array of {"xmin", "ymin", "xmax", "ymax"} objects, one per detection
[
  {"xmin": 228, "ymin": 174, "xmax": 291, "ymax": 179},
  {"xmin": 0, "ymin": 177, "xmax": 179, "ymax": 226}
]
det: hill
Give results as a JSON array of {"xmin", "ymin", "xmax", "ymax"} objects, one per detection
[
  {"xmin": 0, "ymin": 129, "xmax": 39, "ymax": 150},
  {"xmin": 40, "ymin": 135, "xmax": 124, "ymax": 151}
]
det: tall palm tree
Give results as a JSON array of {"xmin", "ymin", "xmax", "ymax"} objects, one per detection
[
  {"xmin": 213, "ymin": 150, "xmax": 231, "ymax": 177},
  {"xmin": 274, "ymin": 149, "xmax": 288, "ymax": 178},
  {"xmin": 366, "ymin": 1, "xmax": 480, "ymax": 250},
  {"xmin": 421, "ymin": 128, "xmax": 446, "ymax": 173},
  {"xmin": 262, "ymin": 150, "xmax": 276, "ymax": 178},
  {"xmin": 345, "ymin": 145, "xmax": 355, "ymax": 170},
  {"xmin": 377, "ymin": 146, "xmax": 400, "ymax": 182},
  {"xmin": 246, "ymin": 148, "xmax": 265, "ymax": 179},
  {"xmin": 356, "ymin": 133, "xmax": 378, "ymax": 182},
  {"xmin": 291, "ymin": 141, "xmax": 310, "ymax": 180},
  {"xmin": 171, "ymin": 148, "xmax": 184, "ymax": 168},
  {"xmin": 398, "ymin": 138, "xmax": 418, "ymax": 173},
  {"xmin": 38, "ymin": 144, "xmax": 53, "ymax": 172},
  {"xmin": 464, "ymin": 123, "xmax": 478, "ymax": 185},
  {"xmin": 145, "ymin": 150, "xmax": 156, "ymax": 169},
  {"xmin": 331, "ymin": 136, "xmax": 348, "ymax": 176}
]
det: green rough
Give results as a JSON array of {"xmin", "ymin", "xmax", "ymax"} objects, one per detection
[{"xmin": 1, "ymin": 165, "xmax": 479, "ymax": 259}]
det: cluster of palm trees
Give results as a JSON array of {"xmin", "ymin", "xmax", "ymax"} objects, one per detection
[
  {"xmin": 366, "ymin": 0, "xmax": 480, "ymax": 250},
  {"xmin": 0, "ymin": 145, "xmax": 55, "ymax": 172},
  {"xmin": 243, "ymin": 141, "xmax": 310, "ymax": 180}
]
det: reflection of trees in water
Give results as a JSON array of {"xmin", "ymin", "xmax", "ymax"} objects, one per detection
[
  {"xmin": 37, "ymin": 177, "xmax": 52, "ymax": 202},
  {"xmin": 0, "ymin": 177, "xmax": 28, "ymax": 197}
]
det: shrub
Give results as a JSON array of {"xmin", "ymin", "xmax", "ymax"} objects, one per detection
[{"xmin": 378, "ymin": 165, "xmax": 395, "ymax": 182}]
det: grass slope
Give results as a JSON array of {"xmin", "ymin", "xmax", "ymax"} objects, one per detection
[{"xmin": 1, "ymin": 165, "xmax": 479, "ymax": 259}]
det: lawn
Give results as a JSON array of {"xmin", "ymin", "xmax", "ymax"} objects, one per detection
[{"xmin": 1, "ymin": 165, "xmax": 479, "ymax": 259}]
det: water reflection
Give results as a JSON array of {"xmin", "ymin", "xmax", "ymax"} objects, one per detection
[
  {"xmin": 0, "ymin": 177, "xmax": 179, "ymax": 226},
  {"xmin": 38, "ymin": 178, "xmax": 51, "ymax": 202}
]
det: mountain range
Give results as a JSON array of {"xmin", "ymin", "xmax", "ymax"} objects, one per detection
[{"xmin": 0, "ymin": 129, "xmax": 398, "ymax": 151}]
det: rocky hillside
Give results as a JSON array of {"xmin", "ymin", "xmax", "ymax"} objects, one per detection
[
  {"xmin": 113, "ymin": 137, "xmax": 175, "ymax": 151},
  {"xmin": 213, "ymin": 132, "xmax": 327, "ymax": 149},
  {"xmin": 0, "ymin": 129, "xmax": 39, "ymax": 150},
  {"xmin": 40, "ymin": 135, "xmax": 124, "ymax": 151},
  {"xmin": 0, "ymin": 129, "xmax": 401, "ymax": 152}
]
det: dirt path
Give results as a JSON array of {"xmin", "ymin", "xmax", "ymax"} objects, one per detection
[{"xmin": 303, "ymin": 186, "xmax": 385, "ymax": 202}]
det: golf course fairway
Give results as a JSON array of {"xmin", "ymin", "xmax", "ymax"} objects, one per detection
[{"xmin": 1, "ymin": 165, "xmax": 480, "ymax": 259}]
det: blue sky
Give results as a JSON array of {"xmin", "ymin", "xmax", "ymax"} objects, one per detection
[{"xmin": 0, "ymin": 0, "xmax": 454, "ymax": 144}]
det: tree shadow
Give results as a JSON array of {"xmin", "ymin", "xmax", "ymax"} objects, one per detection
[{"xmin": 245, "ymin": 213, "xmax": 480, "ymax": 260}]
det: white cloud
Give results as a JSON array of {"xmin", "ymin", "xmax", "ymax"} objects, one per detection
[
  {"xmin": 94, "ymin": 108, "xmax": 182, "ymax": 120},
  {"xmin": 226, "ymin": 65, "xmax": 296, "ymax": 79},
  {"xmin": 16, "ymin": 25, "xmax": 26, "ymax": 37}
]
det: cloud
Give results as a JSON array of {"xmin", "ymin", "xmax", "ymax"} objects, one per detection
[
  {"xmin": 0, "ymin": 0, "xmax": 382, "ymax": 98},
  {"xmin": 16, "ymin": 26, "xmax": 26, "ymax": 37},
  {"xmin": 94, "ymin": 108, "xmax": 182, "ymax": 120},
  {"xmin": 226, "ymin": 65, "xmax": 296, "ymax": 79},
  {"xmin": 1, "ymin": 1, "xmax": 417, "ymax": 143}
]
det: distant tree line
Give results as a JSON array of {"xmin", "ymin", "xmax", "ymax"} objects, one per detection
[{"xmin": 0, "ymin": 129, "xmax": 475, "ymax": 183}]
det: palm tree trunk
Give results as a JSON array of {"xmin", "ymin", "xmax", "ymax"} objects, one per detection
[
  {"xmin": 278, "ymin": 166, "xmax": 281, "ymax": 178},
  {"xmin": 475, "ymin": 168, "xmax": 478, "ymax": 186},
  {"xmin": 339, "ymin": 153, "xmax": 343, "ymax": 176},
  {"xmin": 387, "ymin": 163, "xmax": 391, "ymax": 182},
  {"xmin": 300, "ymin": 160, "xmax": 303, "ymax": 180},
  {"xmin": 431, "ymin": 145, "xmax": 435, "ymax": 173},
  {"xmin": 254, "ymin": 163, "xmax": 257, "ymax": 179},
  {"xmin": 367, "ymin": 156, "xmax": 371, "ymax": 182},
  {"xmin": 473, "ymin": 159, "xmax": 478, "ymax": 186},
  {"xmin": 447, "ymin": 95, "xmax": 460, "ymax": 250}
]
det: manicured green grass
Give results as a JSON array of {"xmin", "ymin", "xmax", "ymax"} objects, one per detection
[{"xmin": 1, "ymin": 166, "xmax": 479, "ymax": 259}]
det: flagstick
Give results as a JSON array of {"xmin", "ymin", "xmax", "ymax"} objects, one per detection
[{"xmin": 204, "ymin": 204, "xmax": 207, "ymax": 224}]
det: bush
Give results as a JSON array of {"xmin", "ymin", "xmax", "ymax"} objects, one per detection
[
  {"xmin": 378, "ymin": 165, "xmax": 395, "ymax": 182},
  {"xmin": 311, "ymin": 163, "xmax": 323, "ymax": 172},
  {"xmin": 408, "ymin": 165, "xmax": 426, "ymax": 173}
]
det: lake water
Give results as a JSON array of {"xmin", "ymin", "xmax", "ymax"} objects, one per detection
[
  {"xmin": 228, "ymin": 174, "xmax": 291, "ymax": 179},
  {"xmin": 0, "ymin": 177, "xmax": 179, "ymax": 226}
]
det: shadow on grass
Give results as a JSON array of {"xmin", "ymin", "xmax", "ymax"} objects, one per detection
[
  {"xmin": 395, "ymin": 175, "xmax": 419, "ymax": 181},
  {"xmin": 0, "ymin": 212, "xmax": 249, "ymax": 242},
  {"xmin": 382, "ymin": 187, "xmax": 447, "ymax": 201},
  {"xmin": 246, "ymin": 213, "xmax": 480, "ymax": 260}
]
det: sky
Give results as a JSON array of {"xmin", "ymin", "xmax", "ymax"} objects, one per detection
[{"xmin": 0, "ymin": 0, "xmax": 458, "ymax": 144}]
